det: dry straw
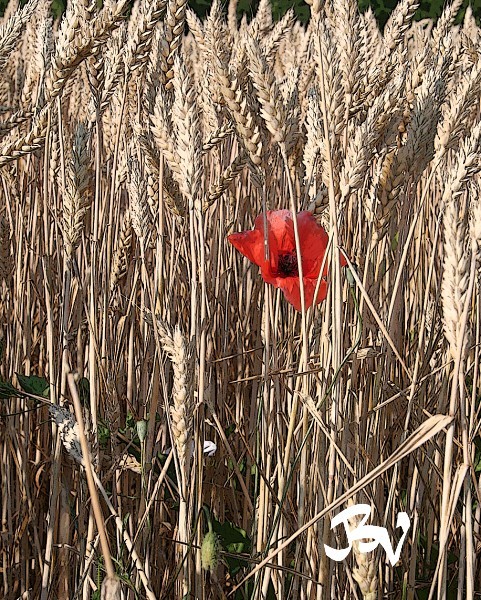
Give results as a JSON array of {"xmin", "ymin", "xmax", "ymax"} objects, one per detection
[{"xmin": 1, "ymin": 0, "xmax": 481, "ymax": 598}]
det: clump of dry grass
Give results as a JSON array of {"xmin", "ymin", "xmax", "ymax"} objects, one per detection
[{"xmin": 1, "ymin": 0, "xmax": 481, "ymax": 598}]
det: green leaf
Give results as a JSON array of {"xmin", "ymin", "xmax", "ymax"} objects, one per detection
[
  {"xmin": 125, "ymin": 411, "xmax": 136, "ymax": 430},
  {"xmin": 212, "ymin": 516, "xmax": 251, "ymax": 574},
  {"xmin": 225, "ymin": 423, "xmax": 236, "ymax": 438},
  {"xmin": 98, "ymin": 421, "xmax": 111, "ymax": 447},
  {"xmin": 391, "ymin": 230, "xmax": 399, "ymax": 252},
  {"xmin": 78, "ymin": 377, "xmax": 90, "ymax": 407},
  {"xmin": 0, "ymin": 379, "xmax": 20, "ymax": 399},
  {"xmin": 473, "ymin": 436, "xmax": 481, "ymax": 472},
  {"xmin": 16, "ymin": 373, "xmax": 50, "ymax": 398}
]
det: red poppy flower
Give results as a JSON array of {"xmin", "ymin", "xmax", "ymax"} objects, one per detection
[{"xmin": 228, "ymin": 210, "xmax": 345, "ymax": 311}]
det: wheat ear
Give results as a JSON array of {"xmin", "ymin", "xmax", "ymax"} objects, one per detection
[
  {"xmin": 159, "ymin": 0, "xmax": 188, "ymax": 89},
  {"xmin": 61, "ymin": 122, "xmax": 91, "ymax": 258},
  {"xmin": 0, "ymin": 0, "xmax": 39, "ymax": 69}
]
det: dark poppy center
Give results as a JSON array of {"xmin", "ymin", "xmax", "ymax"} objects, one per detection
[{"xmin": 277, "ymin": 251, "xmax": 298, "ymax": 277}]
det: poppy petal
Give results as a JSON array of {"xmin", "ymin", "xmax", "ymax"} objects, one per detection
[
  {"xmin": 253, "ymin": 211, "xmax": 294, "ymax": 273},
  {"xmin": 264, "ymin": 210, "xmax": 295, "ymax": 253},
  {"xmin": 259, "ymin": 263, "xmax": 279, "ymax": 286},
  {"xmin": 228, "ymin": 230, "xmax": 266, "ymax": 268},
  {"xmin": 254, "ymin": 210, "xmax": 293, "ymax": 243},
  {"xmin": 311, "ymin": 278, "xmax": 328, "ymax": 304},
  {"xmin": 276, "ymin": 277, "xmax": 302, "ymax": 311},
  {"xmin": 277, "ymin": 277, "xmax": 329, "ymax": 312},
  {"xmin": 296, "ymin": 211, "xmax": 329, "ymax": 277}
]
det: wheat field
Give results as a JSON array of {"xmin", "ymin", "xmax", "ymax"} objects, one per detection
[{"xmin": 0, "ymin": 0, "xmax": 480, "ymax": 598}]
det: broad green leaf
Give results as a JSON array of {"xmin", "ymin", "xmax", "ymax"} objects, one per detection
[
  {"xmin": 16, "ymin": 373, "xmax": 50, "ymax": 398},
  {"xmin": 0, "ymin": 379, "xmax": 20, "ymax": 399}
]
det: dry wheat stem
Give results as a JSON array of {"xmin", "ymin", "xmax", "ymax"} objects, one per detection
[{"xmin": 67, "ymin": 374, "xmax": 116, "ymax": 580}]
